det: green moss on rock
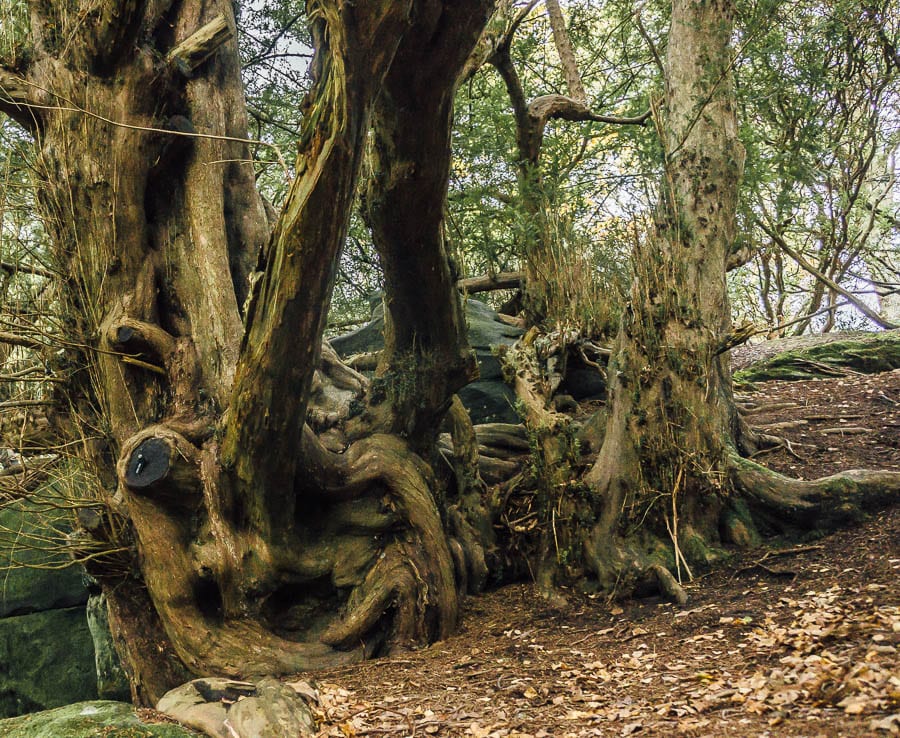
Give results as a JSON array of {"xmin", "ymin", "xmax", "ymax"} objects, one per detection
[
  {"xmin": 0, "ymin": 701, "xmax": 200, "ymax": 737},
  {"xmin": 735, "ymin": 331, "xmax": 900, "ymax": 383},
  {"xmin": 0, "ymin": 607, "xmax": 97, "ymax": 718}
]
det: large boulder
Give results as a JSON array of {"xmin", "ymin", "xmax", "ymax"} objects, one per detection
[
  {"xmin": 0, "ymin": 700, "xmax": 200, "ymax": 737},
  {"xmin": 331, "ymin": 298, "xmax": 523, "ymax": 424},
  {"xmin": 0, "ymin": 499, "xmax": 88, "ymax": 618},
  {"xmin": 0, "ymin": 494, "xmax": 127, "ymax": 716},
  {"xmin": 0, "ymin": 606, "xmax": 97, "ymax": 717}
]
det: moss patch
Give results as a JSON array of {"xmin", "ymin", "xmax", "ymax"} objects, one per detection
[{"xmin": 735, "ymin": 331, "xmax": 900, "ymax": 383}]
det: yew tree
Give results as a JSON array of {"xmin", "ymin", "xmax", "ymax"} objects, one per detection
[
  {"xmin": 577, "ymin": 0, "xmax": 900, "ymax": 598},
  {"xmin": 1, "ymin": 0, "xmax": 493, "ymax": 703}
]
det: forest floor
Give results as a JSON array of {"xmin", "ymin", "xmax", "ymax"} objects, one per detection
[{"xmin": 300, "ymin": 368, "xmax": 900, "ymax": 738}]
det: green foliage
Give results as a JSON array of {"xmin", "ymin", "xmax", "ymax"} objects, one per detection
[
  {"xmin": 449, "ymin": 0, "xmax": 660, "ymax": 332},
  {"xmin": 237, "ymin": 0, "xmax": 897, "ymax": 339},
  {"xmin": 0, "ymin": 0, "xmax": 29, "ymax": 65},
  {"xmin": 730, "ymin": 0, "xmax": 900, "ymax": 332}
]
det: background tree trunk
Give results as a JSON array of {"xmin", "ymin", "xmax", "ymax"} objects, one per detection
[
  {"xmin": 583, "ymin": 0, "xmax": 746, "ymax": 592},
  {"xmin": 362, "ymin": 1, "xmax": 491, "ymax": 449}
]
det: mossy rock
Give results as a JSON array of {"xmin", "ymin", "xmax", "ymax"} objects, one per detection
[
  {"xmin": 331, "ymin": 298, "xmax": 524, "ymax": 423},
  {"xmin": 735, "ymin": 330, "xmax": 900, "ymax": 383},
  {"xmin": 0, "ymin": 498, "xmax": 89, "ymax": 618},
  {"xmin": 87, "ymin": 594, "xmax": 130, "ymax": 701},
  {"xmin": 0, "ymin": 701, "xmax": 200, "ymax": 737},
  {"xmin": 0, "ymin": 607, "xmax": 98, "ymax": 718}
]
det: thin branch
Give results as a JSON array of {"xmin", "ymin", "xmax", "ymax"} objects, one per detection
[
  {"xmin": 0, "ymin": 399, "xmax": 53, "ymax": 409},
  {"xmin": 0, "ymin": 331, "xmax": 46, "ymax": 350},
  {"xmin": 757, "ymin": 218, "xmax": 898, "ymax": 330},
  {"xmin": 634, "ymin": 11, "xmax": 664, "ymax": 74},
  {"xmin": 0, "ymin": 260, "xmax": 57, "ymax": 280},
  {"xmin": 506, "ymin": 0, "xmax": 542, "ymax": 47}
]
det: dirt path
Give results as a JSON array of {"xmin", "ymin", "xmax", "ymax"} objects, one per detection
[{"xmin": 299, "ymin": 370, "xmax": 900, "ymax": 738}]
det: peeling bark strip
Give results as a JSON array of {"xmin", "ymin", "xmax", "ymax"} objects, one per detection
[
  {"xmin": 167, "ymin": 15, "xmax": 234, "ymax": 77},
  {"xmin": 224, "ymin": 0, "xmax": 417, "ymax": 535}
]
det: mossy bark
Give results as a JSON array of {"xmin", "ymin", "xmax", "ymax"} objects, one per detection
[
  {"xmin": 5, "ymin": 0, "xmax": 494, "ymax": 702},
  {"xmin": 581, "ymin": 0, "xmax": 747, "ymax": 591},
  {"xmin": 577, "ymin": 0, "xmax": 900, "ymax": 598}
]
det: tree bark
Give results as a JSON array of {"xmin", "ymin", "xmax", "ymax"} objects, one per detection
[
  {"xmin": 583, "ymin": 0, "xmax": 747, "ymax": 591},
  {"xmin": 222, "ymin": 0, "xmax": 415, "ymax": 539},
  {"xmin": 362, "ymin": 0, "xmax": 492, "ymax": 449},
  {"xmin": 8, "ymin": 0, "xmax": 497, "ymax": 700},
  {"xmin": 545, "ymin": 0, "xmax": 587, "ymax": 104}
]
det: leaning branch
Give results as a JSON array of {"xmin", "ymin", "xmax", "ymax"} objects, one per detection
[
  {"xmin": 457, "ymin": 271, "xmax": 525, "ymax": 294},
  {"xmin": 167, "ymin": 14, "xmax": 233, "ymax": 77},
  {"xmin": 0, "ymin": 331, "xmax": 46, "ymax": 350},
  {"xmin": 1, "ymin": 260, "xmax": 57, "ymax": 280},
  {"xmin": 545, "ymin": 0, "xmax": 587, "ymax": 104},
  {"xmin": 758, "ymin": 219, "xmax": 898, "ymax": 330},
  {"xmin": 528, "ymin": 94, "xmax": 652, "ymax": 127},
  {"xmin": 0, "ymin": 69, "xmax": 41, "ymax": 129}
]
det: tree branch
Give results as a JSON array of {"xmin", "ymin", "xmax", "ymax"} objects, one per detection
[
  {"xmin": 457, "ymin": 271, "xmax": 525, "ymax": 294},
  {"xmin": 0, "ymin": 331, "xmax": 45, "ymax": 350},
  {"xmin": 0, "ymin": 69, "xmax": 42, "ymax": 129},
  {"xmin": 223, "ymin": 0, "xmax": 417, "ymax": 538},
  {"xmin": 528, "ymin": 94, "xmax": 652, "ymax": 127},
  {"xmin": 545, "ymin": 0, "xmax": 587, "ymax": 104},
  {"xmin": 758, "ymin": 219, "xmax": 898, "ymax": 330},
  {"xmin": 167, "ymin": 15, "xmax": 233, "ymax": 77},
  {"xmin": 1, "ymin": 260, "xmax": 57, "ymax": 280}
]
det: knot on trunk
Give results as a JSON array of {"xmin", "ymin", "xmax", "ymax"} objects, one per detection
[{"xmin": 118, "ymin": 427, "xmax": 201, "ymax": 507}]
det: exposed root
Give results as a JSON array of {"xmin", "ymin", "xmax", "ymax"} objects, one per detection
[
  {"xmin": 299, "ymin": 431, "xmax": 459, "ymax": 648},
  {"xmin": 648, "ymin": 562, "xmax": 688, "ymax": 605},
  {"xmin": 730, "ymin": 453, "xmax": 900, "ymax": 531},
  {"xmin": 114, "ymin": 418, "xmax": 460, "ymax": 679}
]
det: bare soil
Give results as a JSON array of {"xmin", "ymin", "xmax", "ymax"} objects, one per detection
[{"xmin": 300, "ymin": 369, "xmax": 900, "ymax": 737}]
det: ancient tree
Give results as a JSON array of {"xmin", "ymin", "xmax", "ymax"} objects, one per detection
[
  {"xmin": 1, "ymin": 0, "xmax": 493, "ymax": 704},
  {"xmin": 577, "ymin": 0, "xmax": 900, "ymax": 598}
]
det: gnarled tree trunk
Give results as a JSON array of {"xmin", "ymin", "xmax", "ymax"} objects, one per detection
[
  {"xmin": 580, "ymin": 0, "xmax": 900, "ymax": 598},
  {"xmin": 2, "ymin": 0, "xmax": 493, "ymax": 704}
]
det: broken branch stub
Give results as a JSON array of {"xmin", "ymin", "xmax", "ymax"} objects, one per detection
[
  {"xmin": 167, "ymin": 15, "xmax": 233, "ymax": 77},
  {"xmin": 121, "ymin": 431, "xmax": 200, "ymax": 505}
]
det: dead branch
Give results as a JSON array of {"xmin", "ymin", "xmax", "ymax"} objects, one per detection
[
  {"xmin": 167, "ymin": 15, "xmax": 233, "ymax": 77},
  {"xmin": 1, "ymin": 261, "xmax": 57, "ymax": 280},
  {"xmin": 457, "ymin": 271, "xmax": 525, "ymax": 294}
]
